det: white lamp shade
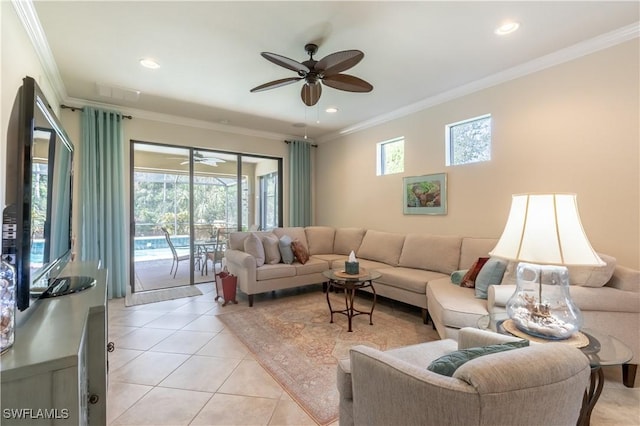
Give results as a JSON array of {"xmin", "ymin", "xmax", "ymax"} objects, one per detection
[{"xmin": 489, "ymin": 194, "xmax": 604, "ymax": 266}]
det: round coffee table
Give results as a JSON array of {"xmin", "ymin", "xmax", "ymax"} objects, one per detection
[
  {"xmin": 322, "ymin": 268, "xmax": 381, "ymax": 332},
  {"xmin": 478, "ymin": 313, "xmax": 633, "ymax": 426}
]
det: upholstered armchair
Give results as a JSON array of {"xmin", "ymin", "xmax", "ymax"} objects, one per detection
[{"xmin": 337, "ymin": 328, "xmax": 590, "ymax": 426}]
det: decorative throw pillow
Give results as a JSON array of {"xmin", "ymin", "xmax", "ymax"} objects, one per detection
[
  {"xmin": 278, "ymin": 235, "xmax": 295, "ymax": 264},
  {"xmin": 291, "ymin": 239, "xmax": 310, "ymax": 265},
  {"xmin": 244, "ymin": 232, "xmax": 265, "ymax": 267},
  {"xmin": 460, "ymin": 257, "xmax": 489, "ymax": 288},
  {"xmin": 262, "ymin": 233, "xmax": 281, "ymax": 265},
  {"xmin": 427, "ymin": 340, "xmax": 529, "ymax": 377},
  {"xmin": 474, "ymin": 258, "xmax": 508, "ymax": 299},
  {"xmin": 450, "ymin": 270, "xmax": 469, "ymax": 285}
]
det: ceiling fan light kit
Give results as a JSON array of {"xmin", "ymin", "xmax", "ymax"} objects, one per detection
[{"xmin": 250, "ymin": 43, "xmax": 373, "ymax": 107}]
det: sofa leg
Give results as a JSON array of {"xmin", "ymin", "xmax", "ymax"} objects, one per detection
[
  {"xmin": 622, "ymin": 363, "xmax": 637, "ymax": 387},
  {"xmin": 248, "ymin": 295, "xmax": 254, "ymax": 307},
  {"xmin": 322, "ymin": 282, "xmax": 328, "ymax": 293},
  {"xmin": 421, "ymin": 308, "xmax": 430, "ymax": 325}
]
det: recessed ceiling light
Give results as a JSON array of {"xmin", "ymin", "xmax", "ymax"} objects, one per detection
[
  {"xmin": 325, "ymin": 107, "xmax": 338, "ymax": 113},
  {"xmin": 139, "ymin": 58, "xmax": 160, "ymax": 69},
  {"xmin": 495, "ymin": 22, "xmax": 520, "ymax": 36}
]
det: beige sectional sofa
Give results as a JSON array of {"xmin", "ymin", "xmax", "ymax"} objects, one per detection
[
  {"xmin": 225, "ymin": 226, "xmax": 486, "ymax": 322},
  {"xmin": 224, "ymin": 225, "xmax": 639, "ymax": 385}
]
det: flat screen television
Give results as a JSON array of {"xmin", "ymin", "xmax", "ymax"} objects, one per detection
[{"xmin": 2, "ymin": 76, "xmax": 74, "ymax": 311}]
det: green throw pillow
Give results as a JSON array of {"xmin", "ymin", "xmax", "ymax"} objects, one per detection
[
  {"xmin": 474, "ymin": 258, "xmax": 508, "ymax": 299},
  {"xmin": 450, "ymin": 269, "xmax": 468, "ymax": 285},
  {"xmin": 427, "ymin": 340, "xmax": 529, "ymax": 377}
]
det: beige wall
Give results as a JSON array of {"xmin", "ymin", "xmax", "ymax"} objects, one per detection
[{"xmin": 316, "ymin": 40, "xmax": 639, "ymax": 269}]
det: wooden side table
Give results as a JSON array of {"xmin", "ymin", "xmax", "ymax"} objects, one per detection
[{"xmin": 322, "ymin": 268, "xmax": 382, "ymax": 332}]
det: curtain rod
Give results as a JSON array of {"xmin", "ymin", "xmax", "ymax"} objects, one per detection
[
  {"xmin": 61, "ymin": 104, "xmax": 133, "ymax": 120},
  {"xmin": 284, "ymin": 140, "xmax": 318, "ymax": 147}
]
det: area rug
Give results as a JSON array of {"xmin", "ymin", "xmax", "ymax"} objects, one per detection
[{"xmin": 217, "ymin": 290, "xmax": 439, "ymax": 425}]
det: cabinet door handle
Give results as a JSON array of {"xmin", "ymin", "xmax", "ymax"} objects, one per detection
[
  {"xmin": 88, "ymin": 394, "xmax": 99, "ymax": 405},
  {"xmin": 107, "ymin": 341, "xmax": 115, "ymax": 352}
]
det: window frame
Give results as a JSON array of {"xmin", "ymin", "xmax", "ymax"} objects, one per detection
[
  {"xmin": 445, "ymin": 114, "xmax": 492, "ymax": 166},
  {"xmin": 376, "ymin": 136, "xmax": 405, "ymax": 176}
]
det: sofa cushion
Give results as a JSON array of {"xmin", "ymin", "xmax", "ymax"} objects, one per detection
[
  {"xmin": 427, "ymin": 340, "xmax": 529, "ymax": 376},
  {"xmin": 244, "ymin": 233, "xmax": 265, "ymax": 267},
  {"xmin": 330, "ymin": 258, "xmax": 393, "ymax": 272},
  {"xmin": 228, "ymin": 230, "xmax": 272, "ymax": 250},
  {"xmin": 376, "ymin": 267, "xmax": 448, "ymax": 294},
  {"xmin": 291, "ymin": 239, "xmax": 310, "ymax": 264},
  {"xmin": 357, "ymin": 230, "xmax": 406, "ymax": 266},
  {"xmin": 278, "ymin": 235, "xmax": 295, "ymax": 264},
  {"xmin": 256, "ymin": 263, "xmax": 296, "ymax": 281},
  {"xmin": 305, "ymin": 226, "xmax": 335, "ymax": 255},
  {"xmin": 460, "ymin": 257, "xmax": 489, "ymax": 288},
  {"xmin": 568, "ymin": 253, "xmax": 616, "ymax": 287},
  {"xmin": 312, "ymin": 254, "xmax": 346, "ymax": 265},
  {"xmin": 334, "ymin": 228, "xmax": 366, "ymax": 255},
  {"xmin": 398, "ymin": 234, "xmax": 462, "ymax": 274},
  {"xmin": 459, "ymin": 238, "xmax": 498, "ymax": 270},
  {"xmin": 294, "ymin": 257, "xmax": 329, "ymax": 275},
  {"xmin": 427, "ymin": 279, "xmax": 489, "ymax": 329},
  {"xmin": 261, "ymin": 233, "xmax": 281, "ymax": 265},
  {"xmin": 273, "ymin": 227, "xmax": 308, "ymax": 251},
  {"xmin": 474, "ymin": 258, "xmax": 508, "ymax": 299}
]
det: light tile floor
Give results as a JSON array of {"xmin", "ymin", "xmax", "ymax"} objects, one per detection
[{"xmin": 107, "ymin": 283, "xmax": 639, "ymax": 426}]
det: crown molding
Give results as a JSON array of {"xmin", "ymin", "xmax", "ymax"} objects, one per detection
[
  {"xmin": 318, "ymin": 21, "xmax": 640, "ymax": 143},
  {"xmin": 12, "ymin": 0, "xmax": 67, "ymax": 105}
]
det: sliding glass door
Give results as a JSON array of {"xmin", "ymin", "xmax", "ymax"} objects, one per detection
[{"xmin": 130, "ymin": 142, "xmax": 282, "ymax": 293}]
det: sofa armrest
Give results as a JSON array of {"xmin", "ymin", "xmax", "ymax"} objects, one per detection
[
  {"xmin": 224, "ymin": 249, "xmax": 257, "ymax": 294},
  {"xmin": 606, "ymin": 265, "xmax": 640, "ymax": 293},
  {"xmin": 336, "ymin": 358, "xmax": 354, "ymax": 426},
  {"xmin": 224, "ymin": 248, "xmax": 256, "ymax": 269},
  {"xmin": 487, "ymin": 284, "xmax": 516, "ymax": 309},
  {"xmin": 349, "ymin": 345, "xmax": 478, "ymax": 426},
  {"xmin": 457, "ymin": 327, "xmax": 522, "ymax": 349}
]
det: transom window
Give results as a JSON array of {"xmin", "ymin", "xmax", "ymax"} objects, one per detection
[
  {"xmin": 446, "ymin": 114, "xmax": 492, "ymax": 166},
  {"xmin": 376, "ymin": 137, "xmax": 404, "ymax": 176}
]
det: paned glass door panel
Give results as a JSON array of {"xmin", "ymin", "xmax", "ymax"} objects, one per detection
[
  {"xmin": 130, "ymin": 143, "xmax": 283, "ymax": 294},
  {"xmin": 131, "ymin": 143, "xmax": 197, "ymax": 291}
]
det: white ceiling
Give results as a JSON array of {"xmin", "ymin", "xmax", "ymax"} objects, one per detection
[{"xmin": 25, "ymin": 1, "xmax": 639, "ymax": 141}]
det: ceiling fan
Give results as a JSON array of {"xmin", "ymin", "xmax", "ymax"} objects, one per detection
[
  {"xmin": 173, "ymin": 151, "xmax": 226, "ymax": 167},
  {"xmin": 250, "ymin": 43, "xmax": 373, "ymax": 107}
]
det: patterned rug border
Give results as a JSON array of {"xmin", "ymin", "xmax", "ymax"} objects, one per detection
[{"xmin": 216, "ymin": 290, "xmax": 438, "ymax": 425}]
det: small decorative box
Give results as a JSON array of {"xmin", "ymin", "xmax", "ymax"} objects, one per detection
[{"xmin": 345, "ymin": 261, "xmax": 359, "ymax": 275}]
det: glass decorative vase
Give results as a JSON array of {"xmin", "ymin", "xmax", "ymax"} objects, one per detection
[
  {"xmin": 506, "ymin": 262, "xmax": 583, "ymax": 340},
  {"xmin": 0, "ymin": 259, "xmax": 16, "ymax": 353}
]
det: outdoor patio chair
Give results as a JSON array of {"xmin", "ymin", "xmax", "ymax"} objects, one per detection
[{"xmin": 161, "ymin": 226, "xmax": 190, "ymax": 278}]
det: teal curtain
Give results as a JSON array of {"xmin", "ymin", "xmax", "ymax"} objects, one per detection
[
  {"xmin": 288, "ymin": 140, "xmax": 311, "ymax": 226},
  {"xmin": 79, "ymin": 107, "xmax": 127, "ymax": 299}
]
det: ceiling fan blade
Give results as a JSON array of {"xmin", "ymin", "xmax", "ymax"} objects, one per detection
[
  {"xmin": 261, "ymin": 52, "xmax": 310, "ymax": 74},
  {"xmin": 250, "ymin": 77, "xmax": 303, "ymax": 93},
  {"xmin": 301, "ymin": 82, "xmax": 322, "ymax": 106},
  {"xmin": 316, "ymin": 50, "xmax": 364, "ymax": 76},
  {"xmin": 322, "ymin": 74, "xmax": 373, "ymax": 92}
]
